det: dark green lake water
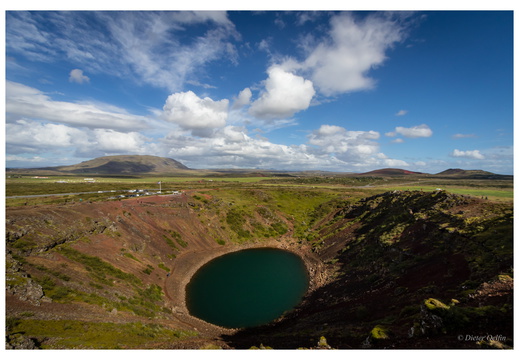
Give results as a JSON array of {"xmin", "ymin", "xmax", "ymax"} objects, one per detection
[{"xmin": 185, "ymin": 248, "xmax": 309, "ymax": 328}]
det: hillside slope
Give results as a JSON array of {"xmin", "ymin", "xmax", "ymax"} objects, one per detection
[
  {"xmin": 7, "ymin": 155, "xmax": 190, "ymax": 175},
  {"xmin": 5, "ymin": 189, "xmax": 513, "ymax": 349},
  {"xmin": 224, "ymin": 190, "xmax": 513, "ymax": 349},
  {"xmin": 359, "ymin": 168, "xmax": 424, "ymax": 176},
  {"xmin": 436, "ymin": 168, "xmax": 509, "ymax": 179}
]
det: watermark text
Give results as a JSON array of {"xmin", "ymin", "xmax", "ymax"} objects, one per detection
[{"xmin": 457, "ymin": 334, "xmax": 507, "ymax": 342}]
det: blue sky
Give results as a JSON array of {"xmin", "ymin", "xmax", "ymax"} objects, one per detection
[{"xmin": 4, "ymin": 6, "xmax": 514, "ymax": 174}]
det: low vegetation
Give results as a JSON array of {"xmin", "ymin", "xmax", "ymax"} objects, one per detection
[
  {"xmin": 6, "ymin": 319, "xmax": 197, "ymax": 349},
  {"xmin": 5, "ymin": 171, "xmax": 513, "ymax": 349}
]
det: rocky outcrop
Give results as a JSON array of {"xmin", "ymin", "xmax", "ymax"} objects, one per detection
[
  {"xmin": 5, "ymin": 253, "xmax": 50, "ymax": 306},
  {"xmin": 5, "ymin": 334, "xmax": 38, "ymax": 349}
]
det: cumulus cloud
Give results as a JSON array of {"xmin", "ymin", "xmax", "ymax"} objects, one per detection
[
  {"xmin": 249, "ymin": 66, "xmax": 315, "ymax": 120},
  {"xmin": 383, "ymin": 158, "xmax": 410, "ymax": 167},
  {"xmin": 307, "ymin": 125, "xmax": 380, "ymax": 162},
  {"xmin": 6, "ymin": 81, "xmax": 149, "ymax": 131},
  {"xmin": 386, "ymin": 124, "xmax": 432, "ymax": 138},
  {"xmin": 159, "ymin": 126, "xmax": 326, "ymax": 170},
  {"xmin": 159, "ymin": 124, "xmax": 367, "ymax": 171},
  {"xmin": 233, "ymin": 87, "xmax": 252, "ymax": 108},
  {"xmin": 162, "ymin": 91, "xmax": 229, "ymax": 137},
  {"xmin": 283, "ymin": 12, "xmax": 408, "ymax": 96},
  {"xmin": 450, "ymin": 149, "xmax": 485, "ymax": 160},
  {"xmin": 69, "ymin": 69, "xmax": 90, "ymax": 84},
  {"xmin": 91, "ymin": 129, "xmax": 147, "ymax": 153},
  {"xmin": 395, "ymin": 110, "xmax": 408, "ymax": 116},
  {"xmin": 6, "ymin": 119, "xmax": 88, "ymax": 154},
  {"xmin": 6, "ymin": 118, "xmax": 153, "ymax": 158}
]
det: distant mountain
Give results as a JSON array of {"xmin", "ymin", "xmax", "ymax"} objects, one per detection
[
  {"xmin": 436, "ymin": 168, "xmax": 492, "ymax": 176},
  {"xmin": 359, "ymin": 168, "xmax": 424, "ymax": 176},
  {"xmin": 435, "ymin": 168, "xmax": 511, "ymax": 179},
  {"xmin": 7, "ymin": 155, "xmax": 191, "ymax": 175}
]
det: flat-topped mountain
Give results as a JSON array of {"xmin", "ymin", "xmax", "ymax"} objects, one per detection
[
  {"xmin": 436, "ymin": 168, "xmax": 511, "ymax": 179},
  {"xmin": 437, "ymin": 168, "xmax": 493, "ymax": 176},
  {"xmin": 7, "ymin": 155, "xmax": 190, "ymax": 175}
]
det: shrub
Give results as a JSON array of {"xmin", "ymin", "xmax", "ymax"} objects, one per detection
[
  {"xmin": 168, "ymin": 230, "xmax": 188, "ymax": 248},
  {"xmin": 142, "ymin": 265, "xmax": 154, "ymax": 275},
  {"xmin": 370, "ymin": 325, "xmax": 390, "ymax": 340},
  {"xmin": 123, "ymin": 252, "xmax": 140, "ymax": 262},
  {"xmin": 158, "ymin": 263, "xmax": 170, "ymax": 272},
  {"xmin": 59, "ymin": 247, "xmax": 141, "ymax": 286},
  {"xmin": 163, "ymin": 235, "xmax": 178, "ymax": 250}
]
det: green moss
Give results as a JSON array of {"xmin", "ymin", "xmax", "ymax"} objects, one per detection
[
  {"xmin": 89, "ymin": 282, "xmax": 104, "ymax": 289},
  {"xmin": 7, "ymin": 319, "xmax": 197, "ymax": 349},
  {"xmin": 142, "ymin": 265, "xmax": 154, "ymax": 275},
  {"xmin": 318, "ymin": 336, "xmax": 331, "ymax": 348},
  {"xmin": 424, "ymin": 298, "xmax": 450, "ymax": 310},
  {"xmin": 168, "ymin": 230, "xmax": 188, "ymax": 248},
  {"xmin": 6, "ymin": 273, "xmax": 29, "ymax": 288},
  {"xmin": 123, "ymin": 252, "xmax": 140, "ymax": 262},
  {"xmin": 370, "ymin": 325, "xmax": 390, "ymax": 340},
  {"xmin": 58, "ymin": 247, "xmax": 141, "ymax": 287},
  {"xmin": 137, "ymin": 284, "xmax": 163, "ymax": 302},
  {"xmin": 199, "ymin": 343, "xmax": 223, "ymax": 349},
  {"xmin": 163, "ymin": 235, "xmax": 178, "ymax": 250},
  {"xmin": 158, "ymin": 263, "xmax": 170, "ymax": 272}
]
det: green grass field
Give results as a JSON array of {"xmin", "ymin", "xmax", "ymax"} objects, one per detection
[{"xmin": 5, "ymin": 174, "xmax": 513, "ymax": 207}]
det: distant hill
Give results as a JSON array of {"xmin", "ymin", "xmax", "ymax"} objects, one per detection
[
  {"xmin": 436, "ymin": 168, "xmax": 511, "ymax": 179},
  {"xmin": 359, "ymin": 168, "xmax": 424, "ymax": 176},
  {"xmin": 437, "ymin": 168, "xmax": 492, "ymax": 176},
  {"xmin": 7, "ymin": 155, "xmax": 191, "ymax": 175}
]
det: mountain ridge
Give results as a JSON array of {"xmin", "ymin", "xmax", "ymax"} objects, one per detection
[
  {"xmin": 6, "ymin": 155, "xmax": 191, "ymax": 175},
  {"xmin": 5, "ymin": 155, "xmax": 509, "ymax": 178}
]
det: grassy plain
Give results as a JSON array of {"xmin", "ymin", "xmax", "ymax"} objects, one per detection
[{"xmin": 6, "ymin": 173, "xmax": 512, "ymax": 205}]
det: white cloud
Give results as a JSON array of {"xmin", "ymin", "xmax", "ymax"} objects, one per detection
[
  {"xmin": 450, "ymin": 149, "xmax": 485, "ymax": 160},
  {"xmin": 160, "ymin": 126, "xmax": 324, "ymax": 170},
  {"xmin": 91, "ymin": 129, "xmax": 147, "ymax": 153},
  {"xmin": 233, "ymin": 87, "xmax": 252, "ymax": 108},
  {"xmin": 156, "ymin": 123, "xmax": 402, "ymax": 171},
  {"xmin": 283, "ymin": 12, "xmax": 408, "ymax": 96},
  {"xmin": 386, "ymin": 124, "xmax": 432, "ymax": 138},
  {"xmin": 452, "ymin": 133, "xmax": 477, "ymax": 139},
  {"xmin": 249, "ymin": 66, "xmax": 315, "ymax": 120},
  {"xmin": 6, "ymin": 119, "xmax": 88, "ymax": 154},
  {"xmin": 395, "ymin": 110, "xmax": 408, "ymax": 116},
  {"xmin": 6, "ymin": 11, "xmax": 238, "ymax": 92},
  {"xmin": 69, "ymin": 69, "xmax": 90, "ymax": 84},
  {"xmin": 6, "ymin": 81, "xmax": 149, "ymax": 131},
  {"xmin": 162, "ymin": 91, "xmax": 229, "ymax": 137},
  {"xmin": 6, "ymin": 118, "xmax": 153, "ymax": 159},
  {"xmin": 383, "ymin": 158, "xmax": 410, "ymax": 167},
  {"xmin": 307, "ymin": 125, "xmax": 380, "ymax": 162}
]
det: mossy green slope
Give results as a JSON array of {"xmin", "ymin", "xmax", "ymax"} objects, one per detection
[{"xmin": 224, "ymin": 190, "xmax": 513, "ymax": 349}]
